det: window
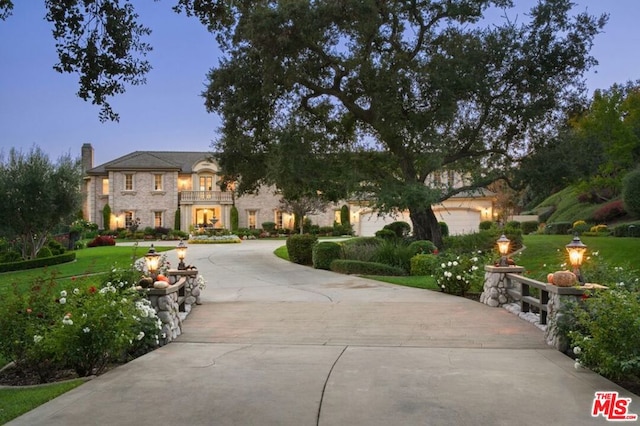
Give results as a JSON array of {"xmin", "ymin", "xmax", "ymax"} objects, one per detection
[
  {"xmin": 102, "ymin": 178, "xmax": 109, "ymax": 195},
  {"xmin": 275, "ymin": 211, "xmax": 283, "ymax": 229},
  {"xmin": 334, "ymin": 210, "xmax": 341, "ymax": 224},
  {"xmin": 125, "ymin": 211, "xmax": 134, "ymax": 229},
  {"xmin": 248, "ymin": 210, "xmax": 257, "ymax": 229},
  {"xmin": 447, "ymin": 170, "xmax": 455, "ymax": 187},
  {"xmin": 199, "ymin": 176, "xmax": 213, "ymax": 191},
  {"xmin": 124, "ymin": 174, "xmax": 134, "ymax": 191},
  {"xmin": 154, "ymin": 174, "xmax": 163, "ymax": 191},
  {"xmin": 154, "ymin": 211, "xmax": 162, "ymax": 228}
]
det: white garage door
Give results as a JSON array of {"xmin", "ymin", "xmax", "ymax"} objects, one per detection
[
  {"xmin": 434, "ymin": 209, "xmax": 480, "ymax": 236},
  {"xmin": 357, "ymin": 211, "xmax": 412, "ymax": 237}
]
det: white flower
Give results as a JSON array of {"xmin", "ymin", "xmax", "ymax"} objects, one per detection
[
  {"xmin": 73, "ymin": 288, "xmax": 80, "ymax": 295},
  {"xmin": 452, "ymin": 261, "xmax": 458, "ymax": 266},
  {"xmin": 62, "ymin": 317, "xmax": 73, "ymax": 326},
  {"xmin": 456, "ymin": 275, "xmax": 462, "ymax": 280},
  {"xmin": 59, "ymin": 297, "xmax": 67, "ymax": 305},
  {"xmin": 574, "ymin": 361, "xmax": 581, "ymax": 370},
  {"xmin": 573, "ymin": 346, "xmax": 582, "ymax": 355},
  {"xmin": 60, "ymin": 290, "xmax": 67, "ymax": 297},
  {"xmin": 447, "ymin": 261, "xmax": 452, "ymax": 267},
  {"xmin": 441, "ymin": 263, "xmax": 446, "ymax": 268},
  {"xmin": 471, "ymin": 257, "xmax": 478, "ymax": 262},
  {"xmin": 136, "ymin": 331, "xmax": 145, "ymax": 341},
  {"xmin": 33, "ymin": 335, "xmax": 43, "ymax": 343},
  {"xmin": 471, "ymin": 265, "xmax": 478, "ymax": 271},
  {"xmin": 83, "ymin": 327, "xmax": 90, "ymax": 333}
]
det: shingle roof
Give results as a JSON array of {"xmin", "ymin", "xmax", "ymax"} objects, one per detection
[{"xmin": 86, "ymin": 151, "xmax": 215, "ymax": 175}]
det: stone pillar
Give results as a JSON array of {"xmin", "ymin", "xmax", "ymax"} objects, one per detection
[{"xmin": 480, "ymin": 265, "xmax": 525, "ymax": 307}]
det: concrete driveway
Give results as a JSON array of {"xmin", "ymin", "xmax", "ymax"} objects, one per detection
[{"xmin": 8, "ymin": 240, "xmax": 639, "ymax": 425}]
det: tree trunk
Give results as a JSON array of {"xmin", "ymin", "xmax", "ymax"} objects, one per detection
[{"xmin": 409, "ymin": 206, "xmax": 443, "ymax": 248}]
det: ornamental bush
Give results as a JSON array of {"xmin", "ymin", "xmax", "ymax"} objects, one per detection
[
  {"xmin": 329, "ymin": 259, "xmax": 406, "ymax": 276},
  {"xmin": 383, "ymin": 221, "xmax": 412, "ymax": 238},
  {"xmin": 592, "ymin": 199, "xmax": 626, "ymax": 223},
  {"xmin": 286, "ymin": 234, "xmax": 317, "ymax": 265},
  {"xmin": 371, "ymin": 239, "xmax": 415, "ymax": 273},
  {"xmin": 521, "ymin": 221, "xmax": 539, "ymax": 235},
  {"xmin": 407, "ymin": 240, "xmax": 437, "ymax": 255},
  {"xmin": 410, "ymin": 254, "xmax": 439, "ymax": 276},
  {"xmin": 87, "ymin": 235, "xmax": 116, "ymax": 247},
  {"xmin": 312, "ymin": 241, "xmax": 342, "ymax": 270},
  {"xmin": 434, "ymin": 252, "xmax": 488, "ymax": 296},
  {"xmin": 622, "ymin": 168, "xmax": 640, "ymax": 218},
  {"xmin": 341, "ymin": 237, "xmax": 383, "ymax": 262}
]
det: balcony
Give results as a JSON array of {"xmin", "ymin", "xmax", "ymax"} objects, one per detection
[{"xmin": 179, "ymin": 191, "xmax": 234, "ymax": 204}]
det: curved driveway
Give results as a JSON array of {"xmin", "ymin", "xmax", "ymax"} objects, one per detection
[{"xmin": 9, "ymin": 240, "xmax": 638, "ymax": 425}]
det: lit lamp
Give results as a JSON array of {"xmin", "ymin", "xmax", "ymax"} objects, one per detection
[
  {"xmin": 144, "ymin": 244, "xmax": 161, "ymax": 280},
  {"xmin": 566, "ymin": 235, "xmax": 587, "ymax": 284},
  {"xmin": 176, "ymin": 239, "xmax": 188, "ymax": 270},
  {"xmin": 497, "ymin": 234, "xmax": 510, "ymax": 267}
]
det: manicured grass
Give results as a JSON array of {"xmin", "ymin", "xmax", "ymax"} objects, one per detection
[
  {"xmin": 362, "ymin": 274, "xmax": 438, "ymax": 290},
  {"xmin": 515, "ymin": 234, "xmax": 640, "ymax": 279},
  {"xmin": 0, "ymin": 379, "xmax": 85, "ymax": 424},
  {"xmin": 0, "ymin": 245, "xmax": 173, "ymax": 294},
  {"xmin": 274, "ymin": 245, "xmax": 289, "ymax": 261}
]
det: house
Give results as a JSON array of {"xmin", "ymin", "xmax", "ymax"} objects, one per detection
[{"xmin": 81, "ymin": 144, "xmax": 496, "ymax": 236}]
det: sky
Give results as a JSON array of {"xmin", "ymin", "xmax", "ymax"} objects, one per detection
[{"xmin": 1, "ymin": 1, "xmax": 639, "ymax": 167}]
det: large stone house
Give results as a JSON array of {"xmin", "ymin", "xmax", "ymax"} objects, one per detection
[{"xmin": 81, "ymin": 144, "xmax": 496, "ymax": 236}]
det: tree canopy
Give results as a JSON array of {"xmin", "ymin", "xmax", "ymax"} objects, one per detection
[
  {"xmin": 0, "ymin": 147, "xmax": 83, "ymax": 260},
  {"xmin": 199, "ymin": 0, "xmax": 606, "ymax": 245},
  {"xmin": 2, "ymin": 1, "xmax": 607, "ymax": 246}
]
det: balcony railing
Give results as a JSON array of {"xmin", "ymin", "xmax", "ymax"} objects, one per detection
[{"xmin": 179, "ymin": 191, "xmax": 234, "ymax": 204}]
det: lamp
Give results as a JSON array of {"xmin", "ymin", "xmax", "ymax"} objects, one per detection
[
  {"xmin": 497, "ymin": 234, "xmax": 510, "ymax": 267},
  {"xmin": 144, "ymin": 244, "xmax": 161, "ymax": 280},
  {"xmin": 176, "ymin": 239, "xmax": 188, "ymax": 270},
  {"xmin": 566, "ymin": 235, "xmax": 587, "ymax": 283}
]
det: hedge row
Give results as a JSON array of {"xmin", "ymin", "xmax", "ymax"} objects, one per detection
[
  {"xmin": 0, "ymin": 252, "xmax": 77, "ymax": 273},
  {"xmin": 329, "ymin": 259, "xmax": 407, "ymax": 276}
]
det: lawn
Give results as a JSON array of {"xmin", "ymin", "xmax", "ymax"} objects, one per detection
[{"xmin": 0, "ymin": 245, "xmax": 174, "ymax": 295}]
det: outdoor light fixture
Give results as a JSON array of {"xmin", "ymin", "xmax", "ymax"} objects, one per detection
[
  {"xmin": 497, "ymin": 234, "xmax": 510, "ymax": 266},
  {"xmin": 566, "ymin": 235, "xmax": 587, "ymax": 284},
  {"xmin": 176, "ymin": 239, "xmax": 188, "ymax": 270},
  {"xmin": 144, "ymin": 244, "xmax": 161, "ymax": 279}
]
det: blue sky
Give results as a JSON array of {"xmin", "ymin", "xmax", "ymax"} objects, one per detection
[{"xmin": 1, "ymin": 1, "xmax": 639, "ymax": 167}]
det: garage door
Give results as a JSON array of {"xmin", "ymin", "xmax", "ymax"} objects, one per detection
[
  {"xmin": 357, "ymin": 211, "xmax": 412, "ymax": 237},
  {"xmin": 434, "ymin": 208, "xmax": 480, "ymax": 236}
]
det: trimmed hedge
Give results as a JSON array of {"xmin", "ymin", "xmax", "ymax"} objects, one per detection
[
  {"xmin": 544, "ymin": 222, "xmax": 573, "ymax": 235},
  {"xmin": 329, "ymin": 259, "xmax": 406, "ymax": 276},
  {"xmin": 312, "ymin": 241, "xmax": 342, "ymax": 270},
  {"xmin": 410, "ymin": 254, "xmax": 439, "ymax": 276},
  {"xmin": 286, "ymin": 234, "xmax": 318, "ymax": 265},
  {"xmin": 407, "ymin": 240, "xmax": 437, "ymax": 255},
  {"xmin": 521, "ymin": 221, "xmax": 539, "ymax": 235},
  {"xmin": 0, "ymin": 252, "xmax": 77, "ymax": 273}
]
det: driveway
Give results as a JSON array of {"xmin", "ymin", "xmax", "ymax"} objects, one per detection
[{"xmin": 8, "ymin": 240, "xmax": 639, "ymax": 425}]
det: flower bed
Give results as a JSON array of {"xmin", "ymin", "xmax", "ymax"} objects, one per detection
[{"xmin": 188, "ymin": 235, "xmax": 241, "ymax": 244}]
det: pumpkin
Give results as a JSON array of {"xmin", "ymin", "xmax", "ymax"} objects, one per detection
[
  {"xmin": 547, "ymin": 273, "xmax": 554, "ymax": 284},
  {"xmin": 138, "ymin": 276, "xmax": 153, "ymax": 288},
  {"xmin": 156, "ymin": 274, "xmax": 169, "ymax": 282},
  {"xmin": 552, "ymin": 270, "xmax": 577, "ymax": 287},
  {"xmin": 153, "ymin": 281, "xmax": 170, "ymax": 289}
]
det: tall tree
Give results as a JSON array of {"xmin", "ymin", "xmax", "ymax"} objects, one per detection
[
  {"xmin": 195, "ymin": 0, "xmax": 606, "ymax": 246},
  {"xmin": 0, "ymin": 147, "xmax": 82, "ymax": 260}
]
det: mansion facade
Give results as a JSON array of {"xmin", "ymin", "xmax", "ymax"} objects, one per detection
[{"xmin": 81, "ymin": 144, "xmax": 497, "ymax": 236}]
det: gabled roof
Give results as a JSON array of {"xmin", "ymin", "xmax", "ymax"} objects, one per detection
[{"xmin": 87, "ymin": 151, "xmax": 214, "ymax": 175}]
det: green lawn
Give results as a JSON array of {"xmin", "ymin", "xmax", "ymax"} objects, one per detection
[
  {"xmin": 0, "ymin": 245, "xmax": 173, "ymax": 294},
  {"xmin": 0, "ymin": 379, "xmax": 85, "ymax": 424}
]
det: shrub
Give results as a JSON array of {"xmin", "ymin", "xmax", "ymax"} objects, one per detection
[
  {"xmin": 174, "ymin": 208, "xmax": 181, "ymax": 230},
  {"xmin": 332, "ymin": 223, "xmax": 352, "ymax": 236},
  {"xmin": 329, "ymin": 259, "xmax": 406, "ymax": 276},
  {"xmin": 444, "ymin": 229, "xmax": 522, "ymax": 255},
  {"xmin": 410, "ymin": 254, "xmax": 439, "ymax": 276},
  {"xmin": 439, "ymin": 222, "xmax": 449, "ymax": 237},
  {"xmin": 340, "ymin": 205, "xmax": 350, "ymax": 227},
  {"xmin": 47, "ymin": 239, "xmax": 66, "ymax": 255},
  {"xmin": 36, "ymin": 247, "xmax": 53, "ymax": 258},
  {"xmin": 318, "ymin": 226, "xmax": 334, "ymax": 236},
  {"xmin": 521, "ymin": 221, "xmax": 539, "ymax": 235},
  {"xmin": 87, "ymin": 235, "xmax": 116, "ymax": 247},
  {"xmin": 622, "ymin": 168, "xmax": 640, "ymax": 218},
  {"xmin": 407, "ymin": 240, "xmax": 437, "ymax": 255},
  {"xmin": 312, "ymin": 241, "xmax": 342, "ymax": 270},
  {"xmin": 286, "ymin": 234, "xmax": 317, "ymax": 265},
  {"xmin": 102, "ymin": 204, "xmax": 111, "ymax": 230},
  {"xmin": 505, "ymin": 220, "xmax": 521, "ymax": 229},
  {"xmin": 571, "ymin": 220, "xmax": 590, "ymax": 235},
  {"xmin": 230, "ymin": 206, "xmax": 239, "ymax": 231},
  {"xmin": 374, "ymin": 228, "xmax": 397, "ymax": 240},
  {"xmin": 589, "ymin": 224, "xmax": 609, "ymax": 233},
  {"xmin": 371, "ymin": 240, "xmax": 414, "ymax": 273},
  {"xmin": 479, "ymin": 220, "xmax": 494, "ymax": 231},
  {"xmin": 0, "ymin": 252, "xmax": 76, "ymax": 273},
  {"xmin": 544, "ymin": 222, "xmax": 573, "ymax": 235},
  {"xmin": 383, "ymin": 221, "xmax": 412, "ymax": 238},
  {"xmin": 434, "ymin": 252, "xmax": 488, "ymax": 295},
  {"xmin": 592, "ymin": 199, "xmax": 627, "ymax": 223},
  {"xmin": 262, "ymin": 222, "xmax": 276, "ymax": 233},
  {"xmin": 612, "ymin": 223, "xmax": 640, "ymax": 238},
  {"xmin": 154, "ymin": 227, "xmax": 171, "ymax": 237},
  {"xmin": 341, "ymin": 237, "xmax": 383, "ymax": 262},
  {"xmin": 567, "ymin": 290, "xmax": 640, "ymax": 381}
]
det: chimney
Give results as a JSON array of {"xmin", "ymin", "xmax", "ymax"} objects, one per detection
[{"xmin": 81, "ymin": 143, "xmax": 94, "ymax": 175}]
